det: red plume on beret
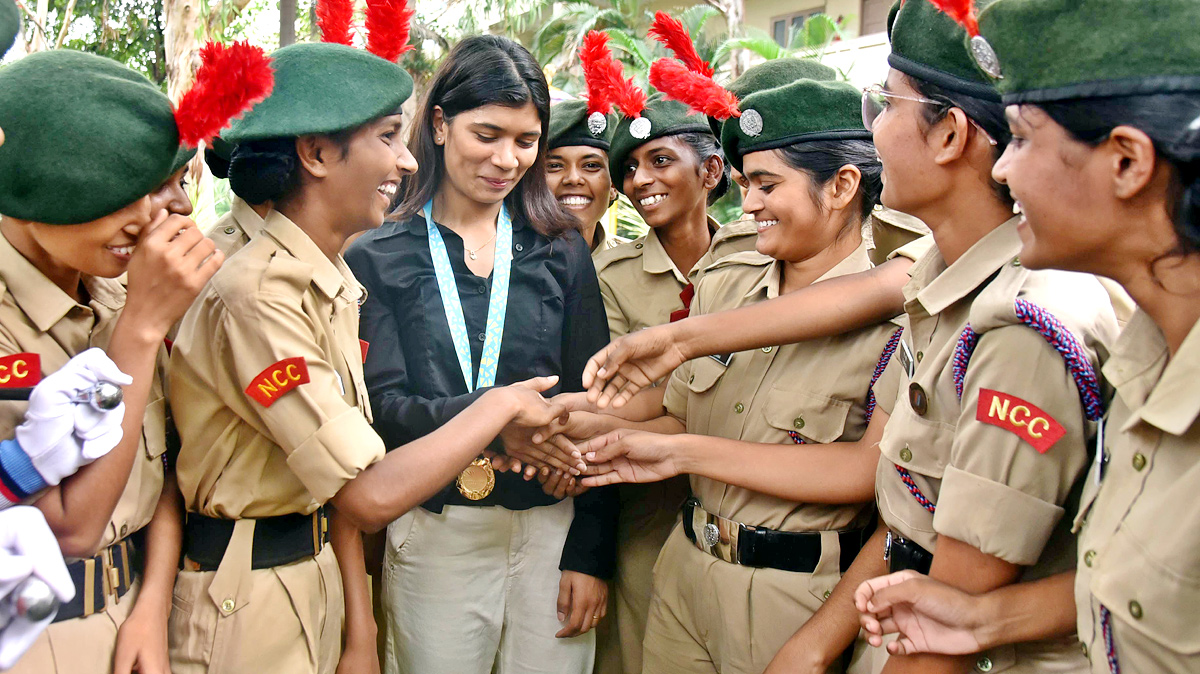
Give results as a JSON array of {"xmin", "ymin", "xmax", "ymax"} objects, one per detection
[
  {"xmin": 365, "ymin": 0, "xmax": 415, "ymax": 62},
  {"xmin": 648, "ymin": 58, "xmax": 739, "ymax": 120},
  {"xmin": 648, "ymin": 11, "xmax": 713, "ymax": 77},
  {"xmin": 174, "ymin": 41, "xmax": 275, "ymax": 148},
  {"xmin": 579, "ymin": 30, "xmax": 647, "ymax": 118},
  {"xmin": 317, "ymin": 0, "xmax": 354, "ymax": 45},
  {"xmin": 928, "ymin": 0, "xmax": 980, "ymax": 37}
]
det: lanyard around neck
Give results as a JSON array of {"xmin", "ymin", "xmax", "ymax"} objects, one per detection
[{"xmin": 422, "ymin": 199, "xmax": 513, "ymax": 392}]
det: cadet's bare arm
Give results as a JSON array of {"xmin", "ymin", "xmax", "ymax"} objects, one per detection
[
  {"xmin": 330, "ymin": 507, "xmax": 380, "ymax": 674},
  {"xmin": 331, "ymin": 377, "xmax": 569, "ymax": 533},
  {"xmin": 584, "ymin": 257, "xmax": 912, "ymax": 408},
  {"xmin": 36, "ymin": 213, "xmax": 220, "ymax": 557}
]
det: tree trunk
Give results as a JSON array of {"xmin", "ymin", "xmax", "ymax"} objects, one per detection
[
  {"xmin": 30, "ymin": 0, "xmax": 49, "ymax": 51},
  {"xmin": 280, "ymin": 0, "xmax": 297, "ymax": 47}
]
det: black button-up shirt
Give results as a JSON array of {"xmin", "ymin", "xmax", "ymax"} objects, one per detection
[{"xmin": 345, "ymin": 213, "xmax": 617, "ymax": 578}]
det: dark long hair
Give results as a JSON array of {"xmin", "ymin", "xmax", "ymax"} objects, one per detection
[
  {"xmin": 1033, "ymin": 92, "xmax": 1200, "ymax": 256},
  {"xmin": 393, "ymin": 35, "xmax": 575, "ymax": 237},
  {"xmin": 776, "ymin": 138, "xmax": 883, "ymax": 223}
]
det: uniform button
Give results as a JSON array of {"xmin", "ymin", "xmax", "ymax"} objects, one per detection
[
  {"xmin": 734, "ymin": 403, "xmax": 744, "ymax": 414},
  {"xmin": 119, "ymin": 524, "xmax": 128, "ymax": 537},
  {"xmin": 223, "ymin": 226, "xmax": 237, "ymax": 235},
  {"xmin": 635, "ymin": 243, "xmax": 644, "ymax": 249},
  {"xmin": 916, "ymin": 351, "xmax": 924, "ymax": 362},
  {"xmin": 221, "ymin": 598, "xmax": 235, "ymax": 613},
  {"xmin": 976, "ymin": 656, "xmax": 993, "ymax": 672},
  {"xmin": 1084, "ymin": 549, "xmax": 1096, "ymax": 567},
  {"xmin": 689, "ymin": 374, "xmax": 695, "ymax": 384},
  {"xmin": 477, "ymin": 332, "xmax": 486, "ymax": 342},
  {"xmin": 822, "ymin": 590, "xmax": 831, "ymax": 600},
  {"xmin": 908, "ymin": 383, "xmax": 928, "ymax": 416},
  {"xmin": 1012, "ymin": 257, "xmax": 1022, "ymax": 267},
  {"xmin": 793, "ymin": 417, "xmax": 805, "ymax": 430},
  {"xmin": 1132, "ymin": 453, "xmax": 1146, "ymax": 471},
  {"xmin": 1129, "ymin": 600, "xmax": 1143, "ymax": 620},
  {"xmin": 760, "ymin": 346, "xmax": 772, "ymax": 353},
  {"xmin": 514, "ymin": 243, "xmax": 524, "ymax": 252},
  {"xmin": 899, "ymin": 447, "xmax": 913, "ymax": 463},
  {"xmin": 1081, "ymin": 642, "xmax": 1089, "ymax": 658}
]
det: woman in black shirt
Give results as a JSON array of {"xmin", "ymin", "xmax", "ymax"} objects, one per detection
[{"xmin": 345, "ymin": 36, "xmax": 616, "ymax": 674}]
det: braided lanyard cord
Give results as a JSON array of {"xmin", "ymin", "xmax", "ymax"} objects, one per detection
[{"xmin": 1100, "ymin": 605, "xmax": 1121, "ymax": 674}]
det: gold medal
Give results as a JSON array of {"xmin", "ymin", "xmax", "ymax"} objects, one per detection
[{"xmin": 456, "ymin": 457, "xmax": 495, "ymax": 500}]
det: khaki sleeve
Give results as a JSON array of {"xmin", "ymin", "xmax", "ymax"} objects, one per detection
[
  {"xmin": 597, "ymin": 272, "xmax": 629, "ymax": 341},
  {"xmin": 887, "ymin": 235, "xmax": 935, "ymax": 263},
  {"xmin": 933, "ymin": 325, "xmax": 1091, "ymax": 566},
  {"xmin": 220, "ymin": 292, "xmax": 385, "ymax": 504}
]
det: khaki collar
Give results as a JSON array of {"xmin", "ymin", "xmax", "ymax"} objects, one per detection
[
  {"xmin": 0, "ymin": 233, "xmax": 123, "ymax": 332},
  {"xmin": 1107, "ymin": 310, "xmax": 1200, "ymax": 435},
  {"xmin": 589, "ymin": 221, "xmax": 607, "ymax": 253},
  {"xmin": 642, "ymin": 215, "xmax": 722, "ymax": 283},
  {"xmin": 745, "ymin": 240, "xmax": 872, "ymax": 301},
  {"xmin": 231, "ymin": 198, "xmax": 267, "ymax": 239},
  {"xmin": 909, "ymin": 217, "xmax": 1022, "ymax": 315},
  {"xmin": 262, "ymin": 211, "xmax": 358, "ymax": 302}
]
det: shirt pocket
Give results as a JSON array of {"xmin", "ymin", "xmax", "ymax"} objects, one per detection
[
  {"xmin": 686, "ymin": 356, "xmax": 729, "ymax": 395},
  {"xmin": 142, "ymin": 396, "xmax": 168, "ymax": 461},
  {"xmin": 763, "ymin": 388, "xmax": 851, "ymax": 444}
]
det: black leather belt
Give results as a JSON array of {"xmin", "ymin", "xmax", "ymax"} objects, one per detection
[
  {"xmin": 183, "ymin": 508, "xmax": 328, "ymax": 572},
  {"xmin": 55, "ymin": 537, "xmax": 138, "ymax": 623},
  {"xmin": 884, "ymin": 530, "xmax": 933, "ymax": 575},
  {"xmin": 682, "ymin": 497, "xmax": 870, "ymax": 573}
]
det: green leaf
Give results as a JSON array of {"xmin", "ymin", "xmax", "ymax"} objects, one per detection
[{"xmin": 603, "ymin": 27, "xmax": 651, "ymax": 71}]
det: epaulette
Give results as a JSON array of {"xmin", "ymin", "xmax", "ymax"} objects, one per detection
[
  {"xmin": 592, "ymin": 234, "xmax": 650, "ymax": 275},
  {"xmin": 702, "ymin": 249, "xmax": 774, "ymax": 274}
]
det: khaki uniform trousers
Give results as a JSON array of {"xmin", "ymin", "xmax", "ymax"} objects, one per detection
[
  {"xmin": 596, "ymin": 477, "xmax": 689, "ymax": 674},
  {"xmin": 169, "ymin": 543, "xmax": 345, "ymax": 674},
  {"xmin": 382, "ymin": 498, "xmax": 594, "ymax": 674},
  {"xmin": 10, "ymin": 578, "xmax": 141, "ymax": 673},
  {"xmin": 643, "ymin": 526, "xmax": 868, "ymax": 674}
]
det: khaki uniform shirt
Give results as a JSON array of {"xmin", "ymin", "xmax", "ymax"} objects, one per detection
[
  {"xmin": 875, "ymin": 219, "xmax": 1118, "ymax": 672},
  {"xmin": 594, "ymin": 217, "xmax": 758, "ymax": 340},
  {"xmin": 868, "ymin": 206, "xmax": 930, "ymax": 266},
  {"xmin": 663, "ymin": 242, "xmax": 900, "ymax": 534},
  {"xmin": 1073, "ymin": 311, "xmax": 1200, "ymax": 673},
  {"xmin": 590, "ymin": 221, "xmax": 628, "ymax": 257},
  {"xmin": 209, "ymin": 197, "xmax": 267, "ymax": 260},
  {"xmin": 170, "ymin": 211, "xmax": 384, "ymax": 518},
  {"xmin": 0, "ymin": 234, "xmax": 166, "ymax": 553}
]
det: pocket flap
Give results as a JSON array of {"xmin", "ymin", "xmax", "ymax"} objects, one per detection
[
  {"xmin": 686, "ymin": 357, "xmax": 728, "ymax": 395},
  {"xmin": 142, "ymin": 397, "xmax": 168, "ymax": 459},
  {"xmin": 764, "ymin": 388, "xmax": 851, "ymax": 444}
]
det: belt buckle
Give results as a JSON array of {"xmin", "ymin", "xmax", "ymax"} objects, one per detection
[{"xmin": 702, "ymin": 522, "xmax": 720, "ymax": 548}]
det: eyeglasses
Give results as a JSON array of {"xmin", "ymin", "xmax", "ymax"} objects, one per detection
[{"xmin": 861, "ymin": 83, "xmax": 998, "ymax": 146}]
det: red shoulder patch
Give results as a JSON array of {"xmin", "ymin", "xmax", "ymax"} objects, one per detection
[
  {"xmin": 0, "ymin": 353, "xmax": 40, "ymax": 388},
  {"xmin": 245, "ymin": 357, "xmax": 310, "ymax": 407},
  {"xmin": 976, "ymin": 389, "xmax": 1066, "ymax": 453}
]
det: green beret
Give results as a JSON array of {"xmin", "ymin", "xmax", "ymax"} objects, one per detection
[
  {"xmin": 977, "ymin": 0, "xmax": 1200, "ymax": 103},
  {"xmin": 0, "ymin": 0, "xmax": 18, "ymax": 58},
  {"xmin": 710, "ymin": 58, "xmax": 838, "ymax": 138},
  {"xmin": 549, "ymin": 100, "xmax": 616, "ymax": 151},
  {"xmin": 0, "ymin": 50, "xmax": 180, "ymax": 225},
  {"xmin": 720, "ymin": 79, "xmax": 872, "ymax": 172},
  {"xmin": 887, "ymin": 0, "xmax": 1000, "ymax": 101},
  {"xmin": 224, "ymin": 42, "xmax": 414, "ymax": 143},
  {"xmin": 170, "ymin": 146, "xmax": 197, "ymax": 177},
  {"xmin": 609, "ymin": 93, "xmax": 711, "ymax": 182}
]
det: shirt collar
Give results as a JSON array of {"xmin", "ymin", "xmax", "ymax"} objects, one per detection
[
  {"xmin": 1107, "ymin": 310, "xmax": 1200, "ymax": 435},
  {"xmin": 262, "ymin": 211, "xmax": 356, "ymax": 301},
  {"xmin": 744, "ymin": 240, "xmax": 873, "ymax": 301},
  {"xmin": 231, "ymin": 198, "xmax": 267, "ymax": 238},
  {"xmin": 0, "ymin": 233, "xmax": 84, "ymax": 332},
  {"xmin": 642, "ymin": 216, "xmax": 723, "ymax": 282},
  {"xmin": 912, "ymin": 217, "xmax": 1022, "ymax": 315},
  {"xmin": 590, "ymin": 221, "xmax": 607, "ymax": 252}
]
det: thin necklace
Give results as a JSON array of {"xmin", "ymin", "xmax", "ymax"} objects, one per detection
[{"xmin": 465, "ymin": 231, "xmax": 498, "ymax": 260}]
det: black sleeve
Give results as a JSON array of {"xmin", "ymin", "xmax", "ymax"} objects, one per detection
[{"xmin": 556, "ymin": 233, "xmax": 618, "ymax": 579}]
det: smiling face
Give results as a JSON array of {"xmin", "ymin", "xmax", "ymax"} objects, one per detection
[
  {"xmin": 6, "ymin": 194, "xmax": 156, "ymax": 282},
  {"xmin": 150, "ymin": 165, "xmax": 193, "ymax": 217},
  {"xmin": 742, "ymin": 149, "xmax": 858, "ymax": 263},
  {"xmin": 436, "ymin": 102, "xmax": 542, "ymax": 209},
  {"xmin": 870, "ymin": 71, "xmax": 945, "ymax": 220},
  {"xmin": 621, "ymin": 135, "xmax": 714, "ymax": 229},
  {"xmin": 319, "ymin": 113, "xmax": 417, "ymax": 233},
  {"xmin": 546, "ymin": 144, "xmax": 614, "ymax": 229}
]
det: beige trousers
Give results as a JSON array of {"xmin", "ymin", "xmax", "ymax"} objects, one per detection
[
  {"xmin": 595, "ymin": 477, "xmax": 689, "ymax": 674},
  {"xmin": 168, "ymin": 544, "xmax": 345, "ymax": 674},
  {"xmin": 9, "ymin": 579, "xmax": 141, "ymax": 673},
  {"xmin": 382, "ymin": 499, "xmax": 594, "ymax": 674},
  {"xmin": 642, "ymin": 525, "xmax": 864, "ymax": 674}
]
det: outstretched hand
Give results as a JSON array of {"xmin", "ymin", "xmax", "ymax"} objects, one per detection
[
  {"xmin": 855, "ymin": 571, "xmax": 990, "ymax": 656},
  {"xmin": 577, "ymin": 429, "xmax": 684, "ymax": 487},
  {"xmin": 582, "ymin": 324, "xmax": 687, "ymax": 410}
]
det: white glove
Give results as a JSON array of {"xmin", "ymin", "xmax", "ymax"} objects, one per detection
[
  {"xmin": 13, "ymin": 349, "xmax": 132, "ymax": 486},
  {"xmin": 0, "ymin": 507, "xmax": 73, "ymax": 670}
]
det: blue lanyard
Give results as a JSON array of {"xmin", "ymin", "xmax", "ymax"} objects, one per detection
[{"xmin": 423, "ymin": 199, "xmax": 513, "ymax": 392}]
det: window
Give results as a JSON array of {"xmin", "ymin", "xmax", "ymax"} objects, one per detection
[{"xmin": 772, "ymin": 7, "xmax": 827, "ymax": 47}]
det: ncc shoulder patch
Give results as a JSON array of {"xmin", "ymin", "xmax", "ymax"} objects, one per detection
[
  {"xmin": 0, "ymin": 353, "xmax": 40, "ymax": 387},
  {"xmin": 245, "ymin": 357, "xmax": 310, "ymax": 407},
  {"xmin": 976, "ymin": 388, "xmax": 1065, "ymax": 453}
]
